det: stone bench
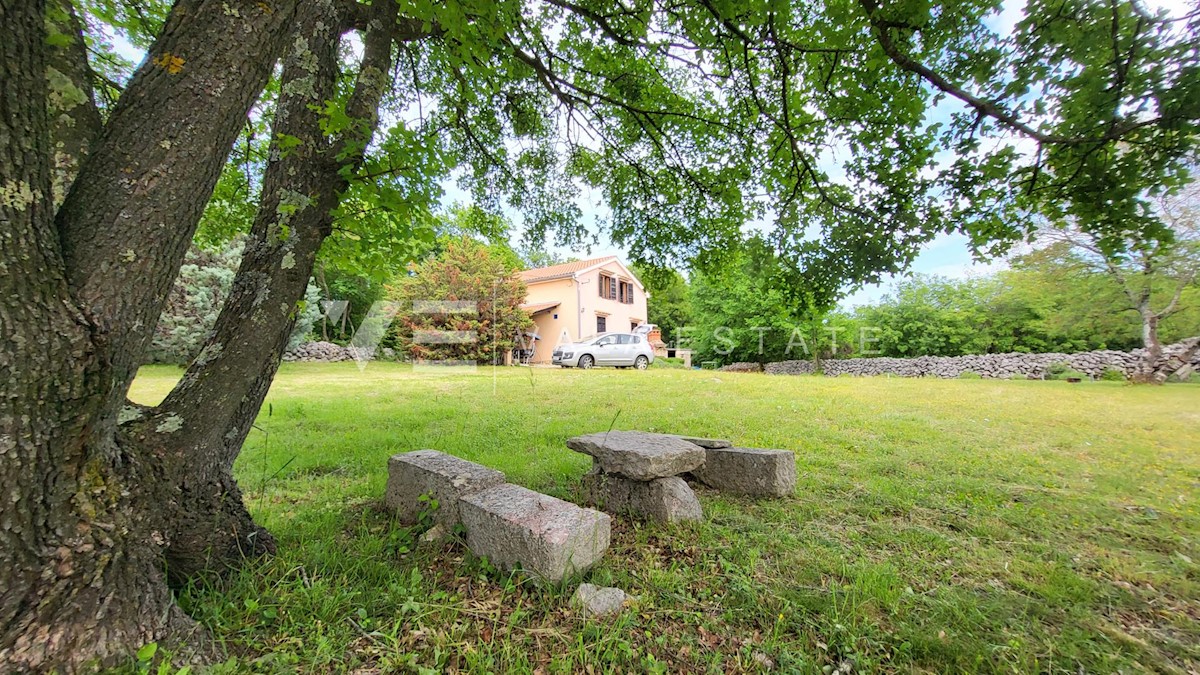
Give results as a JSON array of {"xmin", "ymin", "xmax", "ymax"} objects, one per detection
[
  {"xmin": 459, "ymin": 483, "xmax": 611, "ymax": 583},
  {"xmin": 689, "ymin": 447, "xmax": 797, "ymax": 497},
  {"xmin": 386, "ymin": 450, "xmax": 505, "ymax": 528},
  {"xmin": 568, "ymin": 431, "xmax": 706, "ymax": 523},
  {"xmin": 567, "ymin": 431, "xmax": 705, "ymax": 480}
]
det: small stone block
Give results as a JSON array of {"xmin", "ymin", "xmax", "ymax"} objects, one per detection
[
  {"xmin": 385, "ymin": 450, "xmax": 505, "ymax": 527},
  {"xmin": 459, "ymin": 483, "xmax": 611, "ymax": 582},
  {"xmin": 670, "ymin": 434, "xmax": 733, "ymax": 449},
  {"xmin": 690, "ymin": 447, "xmax": 797, "ymax": 497},
  {"xmin": 566, "ymin": 431, "xmax": 705, "ymax": 480},
  {"xmin": 581, "ymin": 469, "xmax": 702, "ymax": 523}
]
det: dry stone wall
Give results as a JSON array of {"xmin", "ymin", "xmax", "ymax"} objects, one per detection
[
  {"xmin": 283, "ymin": 341, "xmax": 353, "ymax": 362},
  {"xmin": 762, "ymin": 342, "xmax": 1200, "ymax": 379},
  {"xmin": 282, "ymin": 341, "xmax": 397, "ymax": 362}
]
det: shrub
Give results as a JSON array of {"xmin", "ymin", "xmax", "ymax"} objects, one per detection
[
  {"xmin": 1099, "ymin": 367, "xmax": 1127, "ymax": 382},
  {"xmin": 147, "ymin": 240, "xmax": 319, "ymax": 364},
  {"xmin": 389, "ymin": 237, "xmax": 532, "ymax": 364},
  {"xmin": 1046, "ymin": 362, "xmax": 1088, "ymax": 381},
  {"xmin": 650, "ymin": 357, "xmax": 688, "ymax": 369},
  {"xmin": 290, "ymin": 283, "xmax": 323, "ymax": 351},
  {"xmin": 957, "ymin": 371, "xmax": 982, "ymax": 379},
  {"xmin": 147, "ymin": 245, "xmax": 238, "ymax": 364}
]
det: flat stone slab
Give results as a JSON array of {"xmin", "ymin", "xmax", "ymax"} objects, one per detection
[
  {"xmin": 572, "ymin": 583, "xmax": 631, "ymax": 618},
  {"xmin": 567, "ymin": 431, "xmax": 704, "ymax": 480},
  {"xmin": 690, "ymin": 447, "xmax": 797, "ymax": 498},
  {"xmin": 670, "ymin": 435, "xmax": 732, "ymax": 449},
  {"xmin": 459, "ymin": 483, "xmax": 610, "ymax": 583},
  {"xmin": 386, "ymin": 450, "xmax": 505, "ymax": 528},
  {"xmin": 581, "ymin": 469, "xmax": 702, "ymax": 523}
]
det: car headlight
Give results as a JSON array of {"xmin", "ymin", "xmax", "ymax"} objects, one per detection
[{"xmin": 562, "ymin": 352, "xmax": 573, "ymax": 359}]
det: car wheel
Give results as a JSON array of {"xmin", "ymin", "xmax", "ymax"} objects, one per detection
[
  {"xmin": 578, "ymin": 355, "xmax": 595, "ymax": 369},
  {"xmin": 634, "ymin": 355, "xmax": 649, "ymax": 370}
]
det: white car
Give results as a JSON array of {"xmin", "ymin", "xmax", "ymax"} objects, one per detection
[{"xmin": 553, "ymin": 333, "xmax": 655, "ymax": 370}]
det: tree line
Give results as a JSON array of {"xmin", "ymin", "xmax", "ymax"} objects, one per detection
[{"xmin": 647, "ymin": 237, "xmax": 1199, "ymax": 367}]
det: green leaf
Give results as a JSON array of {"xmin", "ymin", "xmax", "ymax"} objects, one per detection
[{"xmin": 137, "ymin": 642, "xmax": 158, "ymax": 663}]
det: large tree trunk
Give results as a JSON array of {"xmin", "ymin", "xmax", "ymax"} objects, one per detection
[
  {"xmin": 2, "ymin": 0, "xmax": 302, "ymax": 669},
  {"xmin": 146, "ymin": 0, "xmax": 400, "ymax": 582},
  {"xmin": 1, "ymin": 1, "xmax": 191, "ymax": 668},
  {"xmin": 146, "ymin": 0, "xmax": 347, "ymax": 583},
  {"xmin": 5, "ymin": 0, "xmax": 407, "ymax": 664}
]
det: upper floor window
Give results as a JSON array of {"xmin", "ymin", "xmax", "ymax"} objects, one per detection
[
  {"xmin": 618, "ymin": 280, "xmax": 634, "ymax": 304},
  {"xmin": 599, "ymin": 273, "xmax": 634, "ymax": 304},
  {"xmin": 598, "ymin": 273, "xmax": 617, "ymax": 300}
]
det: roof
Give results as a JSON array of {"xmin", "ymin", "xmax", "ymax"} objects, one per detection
[
  {"xmin": 520, "ymin": 301, "xmax": 560, "ymax": 315},
  {"xmin": 518, "ymin": 255, "xmax": 645, "ymax": 292},
  {"xmin": 518, "ymin": 256, "xmax": 617, "ymax": 283}
]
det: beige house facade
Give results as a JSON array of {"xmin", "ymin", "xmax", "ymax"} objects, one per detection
[{"xmin": 518, "ymin": 256, "xmax": 648, "ymax": 364}]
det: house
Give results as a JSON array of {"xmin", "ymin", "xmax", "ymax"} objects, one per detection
[{"xmin": 517, "ymin": 256, "xmax": 648, "ymax": 364}]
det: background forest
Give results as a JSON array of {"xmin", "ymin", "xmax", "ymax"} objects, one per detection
[{"xmin": 152, "ymin": 222, "xmax": 1200, "ymax": 367}]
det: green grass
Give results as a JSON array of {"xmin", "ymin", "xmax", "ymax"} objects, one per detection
[{"xmin": 130, "ymin": 364, "xmax": 1200, "ymax": 674}]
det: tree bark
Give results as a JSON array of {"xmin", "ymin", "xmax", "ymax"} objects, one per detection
[
  {"xmin": 1, "ymin": 1, "xmax": 195, "ymax": 669},
  {"xmin": 146, "ymin": 0, "xmax": 346, "ymax": 583},
  {"xmin": 5, "ymin": 0, "xmax": 410, "ymax": 665},
  {"xmin": 45, "ymin": 0, "xmax": 103, "ymax": 203},
  {"xmin": 1133, "ymin": 308, "xmax": 1165, "ymax": 384},
  {"xmin": 56, "ymin": 0, "xmax": 302, "ymax": 411},
  {"xmin": 147, "ymin": 0, "xmax": 399, "ymax": 583},
  {"xmin": 3, "ymin": 0, "xmax": 303, "ymax": 670}
]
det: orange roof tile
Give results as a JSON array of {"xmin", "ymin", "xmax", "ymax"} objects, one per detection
[{"xmin": 518, "ymin": 256, "xmax": 617, "ymax": 283}]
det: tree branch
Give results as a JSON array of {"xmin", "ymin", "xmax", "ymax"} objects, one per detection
[{"xmin": 857, "ymin": 0, "xmax": 1166, "ymax": 147}]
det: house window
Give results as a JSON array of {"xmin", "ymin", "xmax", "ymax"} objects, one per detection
[
  {"xmin": 631, "ymin": 321, "xmax": 638, "ymax": 331},
  {"xmin": 598, "ymin": 273, "xmax": 617, "ymax": 300},
  {"xmin": 597, "ymin": 315, "xmax": 607, "ymax": 333},
  {"xmin": 618, "ymin": 280, "xmax": 634, "ymax": 304}
]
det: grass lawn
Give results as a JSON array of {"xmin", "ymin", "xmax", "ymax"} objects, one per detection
[{"xmin": 130, "ymin": 364, "xmax": 1200, "ymax": 674}]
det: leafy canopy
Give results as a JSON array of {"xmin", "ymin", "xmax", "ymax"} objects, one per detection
[{"xmin": 79, "ymin": 0, "xmax": 1200, "ymax": 309}]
